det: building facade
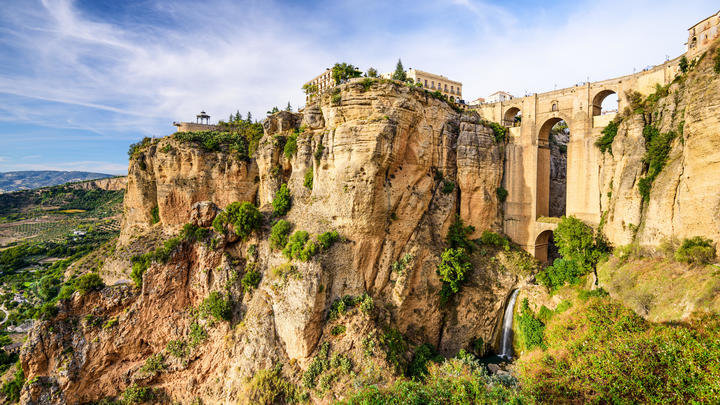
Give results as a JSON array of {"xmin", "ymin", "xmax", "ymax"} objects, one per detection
[
  {"xmin": 486, "ymin": 91, "xmax": 514, "ymax": 104},
  {"xmin": 687, "ymin": 10, "xmax": 720, "ymax": 59},
  {"xmin": 387, "ymin": 69, "xmax": 463, "ymax": 102},
  {"xmin": 303, "ymin": 68, "xmax": 334, "ymax": 100}
]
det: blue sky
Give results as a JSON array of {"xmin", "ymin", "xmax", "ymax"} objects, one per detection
[{"xmin": 0, "ymin": 0, "xmax": 716, "ymax": 174}]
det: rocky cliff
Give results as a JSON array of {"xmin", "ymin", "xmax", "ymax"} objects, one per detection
[
  {"xmin": 598, "ymin": 44, "xmax": 720, "ymax": 249},
  {"xmin": 18, "ymin": 79, "xmax": 532, "ymax": 404}
]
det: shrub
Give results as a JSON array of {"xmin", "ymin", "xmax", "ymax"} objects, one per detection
[
  {"xmin": 674, "ymin": 236, "xmax": 716, "ymax": 264},
  {"xmin": 408, "ymin": 344, "xmax": 442, "ymax": 379},
  {"xmin": 314, "ymin": 143, "xmax": 325, "ymax": 162},
  {"xmin": 446, "ymin": 216, "xmax": 476, "ymax": 253},
  {"xmin": 166, "ymin": 339, "xmax": 189, "ymax": 358},
  {"xmin": 496, "ymin": 187, "xmax": 508, "ymax": 202},
  {"xmin": 189, "ymin": 322, "xmax": 207, "ymax": 348},
  {"xmin": 0, "ymin": 363, "xmax": 24, "ymax": 403},
  {"xmin": 200, "ymin": 291, "xmax": 232, "ymax": 322},
  {"xmin": 536, "ymin": 258, "xmax": 585, "ymax": 291},
  {"xmin": 595, "ymin": 119, "xmax": 620, "ymax": 155},
  {"xmin": 331, "ymin": 93, "xmax": 342, "ymax": 105},
  {"xmin": 270, "ymin": 220, "xmax": 292, "ymax": 250},
  {"xmin": 553, "ymin": 216, "xmax": 607, "ymax": 272},
  {"xmin": 391, "ymin": 253, "xmax": 414, "ymax": 275},
  {"xmin": 517, "ymin": 298, "xmax": 545, "ymax": 350},
  {"xmin": 283, "ymin": 133, "xmax": 298, "ymax": 159},
  {"xmin": 150, "ymin": 206, "xmax": 160, "ymax": 224},
  {"xmin": 379, "ymin": 328, "xmax": 408, "ymax": 374},
  {"xmin": 304, "ymin": 168, "xmax": 314, "ymax": 189},
  {"xmin": 303, "ymin": 342, "xmax": 330, "ymax": 388},
  {"xmin": 73, "ymin": 273, "xmax": 105, "ymax": 295},
  {"xmin": 437, "ymin": 248, "xmax": 472, "ymax": 303},
  {"xmin": 172, "ymin": 125, "xmax": 263, "ymax": 160},
  {"xmin": 272, "ymin": 184, "xmax": 292, "ymax": 217},
  {"xmin": 714, "ymin": 47, "xmax": 720, "ymax": 74},
  {"xmin": 241, "ymin": 267, "xmax": 261, "ymax": 292},
  {"xmin": 679, "ymin": 55, "xmax": 689, "ymax": 73},
  {"xmin": 282, "ymin": 231, "xmax": 309, "ymax": 260},
  {"xmin": 479, "ymin": 230, "xmax": 510, "ymax": 251},
  {"xmin": 488, "ymin": 121, "xmax": 507, "ymax": 143},
  {"xmin": 122, "ymin": 384, "xmax": 153, "ymax": 404},
  {"xmin": 139, "ymin": 353, "xmax": 166, "ymax": 376},
  {"xmin": 215, "ymin": 201, "xmax": 262, "ymax": 239},
  {"xmin": 317, "ymin": 230, "xmax": 339, "ymax": 250},
  {"xmin": 331, "ymin": 325, "xmax": 346, "ymax": 335},
  {"xmin": 361, "ymin": 78, "xmax": 374, "ymax": 91},
  {"xmin": 441, "ymin": 180, "xmax": 455, "ymax": 194},
  {"xmin": 246, "ymin": 364, "xmax": 305, "ymax": 404},
  {"xmin": 331, "ymin": 62, "xmax": 362, "ymax": 84},
  {"xmin": 359, "ymin": 293, "xmax": 374, "ymax": 314},
  {"xmin": 127, "ymin": 137, "xmax": 151, "ymax": 157},
  {"xmin": 297, "ymin": 240, "xmax": 318, "ymax": 262}
]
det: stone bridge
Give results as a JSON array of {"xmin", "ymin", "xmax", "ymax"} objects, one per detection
[{"xmin": 476, "ymin": 57, "xmax": 682, "ymax": 262}]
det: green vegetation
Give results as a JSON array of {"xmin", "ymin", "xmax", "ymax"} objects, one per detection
[
  {"xmin": 270, "ymin": 220, "xmax": 292, "ymax": 250},
  {"xmin": 130, "ymin": 224, "xmax": 209, "ymax": 288},
  {"xmin": 516, "ymin": 294, "xmax": 720, "ymax": 404},
  {"xmin": 122, "ymin": 384, "xmax": 154, "ymax": 404},
  {"xmin": 150, "ymin": 206, "xmax": 160, "ymax": 224},
  {"xmin": 360, "ymin": 77, "xmax": 375, "ymax": 92},
  {"xmin": 272, "ymin": 184, "xmax": 292, "ymax": 217},
  {"xmin": 674, "ymin": 236, "xmax": 716, "ymax": 264},
  {"xmin": 303, "ymin": 342, "xmax": 330, "ymax": 388},
  {"xmin": 189, "ymin": 321, "xmax": 208, "ymax": 348},
  {"xmin": 436, "ymin": 248, "xmax": 472, "ymax": 303},
  {"xmin": 284, "ymin": 133, "xmax": 298, "ymax": 159},
  {"xmin": 199, "ymin": 291, "xmax": 232, "ymax": 322},
  {"xmin": 314, "ymin": 143, "xmax": 325, "ymax": 162},
  {"xmin": 73, "ymin": 273, "xmax": 105, "ymax": 295},
  {"xmin": 391, "ymin": 253, "xmax": 414, "ymax": 275},
  {"xmin": 537, "ymin": 216, "xmax": 608, "ymax": 291},
  {"xmin": 595, "ymin": 119, "xmax": 620, "ymax": 155},
  {"xmin": 317, "ymin": 230, "xmax": 339, "ymax": 250},
  {"xmin": 139, "ymin": 353, "xmax": 166, "ymax": 376},
  {"xmin": 407, "ymin": 343, "xmax": 442, "ymax": 379},
  {"xmin": 488, "ymin": 121, "xmax": 508, "ymax": 143},
  {"xmin": 1, "ymin": 363, "xmax": 24, "ymax": 403},
  {"xmin": 714, "ymin": 47, "xmax": 720, "ymax": 73},
  {"xmin": 342, "ymin": 351, "xmax": 525, "ymax": 404},
  {"xmin": 245, "ymin": 364, "xmax": 306, "ymax": 404},
  {"xmin": 173, "ymin": 121, "xmax": 264, "ymax": 160},
  {"xmin": 302, "ymin": 83, "xmax": 318, "ymax": 96},
  {"xmin": 128, "ymin": 137, "xmax": 152, "ymax": 158},
  {"xmin": 479, "ymin": 230, "xmax": 510, "ymax": 251},
  {"xmin": 330, "ymin": 324, "xmax": 346, "ymax": 335},
  {"xmin": 212, "ymin": 201, "xmax": 262, "ymax": 239},
  {"xmin": 303, "ymin": 168, "xmax": 313, "ymax": 190},
  {"xmin": 391, "ymin": 59, "xmax": 407, "ymax": 82},
  {"xmin": 331, "ymin": 62, "xmax": 362, "ymax": 84},
  {"xmin": 441, "ymin": 180, "xmax": 455, "ymax": 194},
  {"xmin": 516, "ymin": 298, "xmax": 546, "ymax": 350},
  {"xmin": 638, "ymin": 126, "xmax": 676, "ymax": 201},
  {"xmin": 496, "ymin": 187, "xmax": 508, "ymax": 202},
  {"xmin": 379, "ymin": 327, "xmax": 408, "ymax": 374},
  {"xmin": 445, "ymin": 216, "xmax": 476, "ymax": 253},
  {"xmin": 679, "ymin": 55, "xmax": 689, "ymax": 73},
  {"xmin": 241, "ymin": 264, "xmax": 261, "ymax": 292},
  {"xmin": 166, "ymin": 339, "xmax": 189, "ymax": 358}
]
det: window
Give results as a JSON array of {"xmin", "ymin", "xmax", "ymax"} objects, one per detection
[
  {"xmin": 431, "ymin": 81, "xmax": 435, "ymax": 88},
  {"xmin": 425, "ymin": 79, "xmax": 428, "ymax": 87}
]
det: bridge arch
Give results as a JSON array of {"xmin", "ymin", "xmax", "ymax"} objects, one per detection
[
  {"xmin": 592, "ymin": 89, "xmax": 618, "ymax": 116},
  {"xmin": 503, "ymin": 107, "xmax": 522, "ymax": 127},
  {"xmin": 534, "ymin": 230, "xmax": 554, "ymax": 264},
  {"xmin": 536, "ymin": 116, "xmax": 570, "ymax": 219}
]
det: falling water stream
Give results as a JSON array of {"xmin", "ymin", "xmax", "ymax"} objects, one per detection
[{"xmin": 499, "ymin": 289, "xmax": 520, "ymax": 359}]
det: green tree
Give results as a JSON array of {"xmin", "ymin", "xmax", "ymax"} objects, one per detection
[
  {"xmin": 366, "ymin": 67, "xmax": 378, "ymax": 78},
  {"xmin": 246, "ymin": 111, "xmax": 252, "ymax": 123},
  {"xmin": 285, "ymin": 102, "xmax": 292, "ymax": 112},
  {"xmin": 272, "ymin": 184, "xmax": 292, "ymax": 216},
  {"xmin": 270, "ymin": 220, "xmax": 292, "ymax": 250},
  {"xmin": 437, "ymin": 248, "xmax": 472, "ymax": 303},
  {"xmin": 331, "ymin": 62, "xmax": 362, "ymax": 84},
  {"xmin": 554, "ymin": 216, "xmax": 606, "ymax": 271},
  {"xmin": 302, "ymin": 83, "xmax": 318, "ymax": 95},
  {"xmin": 679, "ymin": 56, "xmax": 689, "ymax": 73},
  {"xmin": 392, "ymin": 59, "xmax": 407, "ymax": 82}
]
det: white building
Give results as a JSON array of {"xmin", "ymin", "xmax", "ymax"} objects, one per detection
[{"xmin": 486, "ymin": 91, "xmax": 514, "ymax": 104}]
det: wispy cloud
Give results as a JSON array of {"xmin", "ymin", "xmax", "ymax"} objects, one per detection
[{"xmin": 0, "ymin": 0, "xmax": 717, "ymax": 173}]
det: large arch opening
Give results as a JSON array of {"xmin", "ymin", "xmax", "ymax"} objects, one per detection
[
  {"xmin": 534, "ymin": 230, "xmax": 560, "ymax": 264},
  {"xmin": 592, "ymin": 90, "xmax": 618, "ymax": 116},
  {"xmin": 503, "ymin": 107, "xmax": 522, "ymax": 127},
  {"xmin": 536, "ymin": 118, "xmax": 568, "ymax": 219}
]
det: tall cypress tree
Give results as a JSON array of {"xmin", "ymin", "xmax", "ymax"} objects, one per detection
[{"xmin": 392, "ymin": 59, "xmax": 407, "ymax": 82}]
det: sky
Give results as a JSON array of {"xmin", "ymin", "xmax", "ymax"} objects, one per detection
[{"xmin": 0, "ymin": 0, "xmax": 716, "ymax": 175}]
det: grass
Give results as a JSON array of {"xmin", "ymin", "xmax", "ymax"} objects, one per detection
[
  {"xmin": 515, "ymin": 291, "xmax": 720, "ymax": 404},
  {"xmin": 598, "ymin": 256, "xmax": 720, "ymax": 322}
]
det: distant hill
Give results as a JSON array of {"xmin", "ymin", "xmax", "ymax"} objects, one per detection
[{"xmin": 0, "ymin": 171, "xmax": 114, "ymax": 193}]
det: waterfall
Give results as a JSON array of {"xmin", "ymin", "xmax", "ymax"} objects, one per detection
[{"xmin": 499, "ymin": 289, "xmax": 520, "ymax": 360}]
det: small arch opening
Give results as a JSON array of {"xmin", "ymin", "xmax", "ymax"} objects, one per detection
[
  {"xmin": 592, "ymin": 90, "xmax": 618, "ymax": 116},
  {"xmin": 503, "ymin": 107, "xmax": 521, "ymax": 127}
]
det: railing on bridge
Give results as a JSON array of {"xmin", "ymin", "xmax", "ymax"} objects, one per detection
[{"xmin": 503, "ymin": 120, "xmax": 521, "ymax": 127}]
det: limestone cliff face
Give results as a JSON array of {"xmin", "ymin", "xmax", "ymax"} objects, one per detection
[
  {"xmin": 19, "ymin": 79, "xmax": 525, "ymax": 404},
  {"xmin": 599, "ymin": 46, "xmax": 720, "ymax": 249},
  {"xmin": 120, "ymin": 142, "xmax": 258, "ymax": 243}
]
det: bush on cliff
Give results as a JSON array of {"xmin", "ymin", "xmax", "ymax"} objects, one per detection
[
  {"xmin": 516, "ymin": 298, "xmax": 546, "ymax": 350},
  {"xmin": 437, "ymin": 248, "xmax": 472, "ymax": 303},
  {"xmin": 595, "ymin": 119, "xmax": 620, "ymax": 155},
  {"xmin": 304, "ymin": 168, "xmax": 313, "ymax": 189},
  {"xmin": 272, "ymin": 184, "xmax": 292, "ymax": 217},
  {"xmin": 714, "ymin": 47, "xmax": 720, "ymax": 73},
  {"xmin": 445, "ymin": 216, "xmax": 476, "ymax": 253},
  {"xmin": 283, "ymin": 133, "xmax": 298, "ymax": 159},
  {"xmin": 674, "ymin": 236, "xmax": 716, "ymax": 264},
  {"xmin": 200, "ymin": 291, "xmax": 232, "ymax": 322},
  {"xmin": 1, "ymin": 363, "xmax": 24, "ymax": 403},
  {"xmin": 212, "ymin": 202, "xmax": 262, "ymax": 240},
  {"xmin": 270, "ymin": 220, "xmax": 292, "ymax": 250},
  {"xmin": 73, "ymin": 272, "xmax": 105, "ymax": 295},
  {"xmin": 638, "ymin": 126, "xmax": 676, "ymax": 202}
]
